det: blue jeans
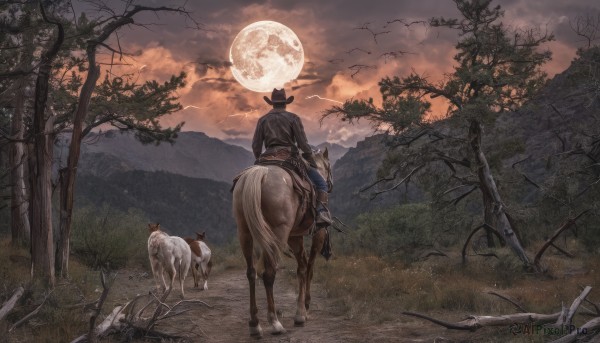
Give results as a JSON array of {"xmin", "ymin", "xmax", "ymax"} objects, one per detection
[{"xmin": 307, "ymin": 167, "xmax": 328, "ymax": 193}]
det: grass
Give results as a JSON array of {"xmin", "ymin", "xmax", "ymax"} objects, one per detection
[
  {"xmin": 0, "ymin": 237, "xmax": 107, "ymax": 342},
  {"xmin": 312, "ymin": 243, "xmax": 600, "ymax": 330}
]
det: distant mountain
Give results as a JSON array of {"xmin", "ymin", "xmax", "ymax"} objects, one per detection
[
  {"xmin": 317, "ymin": 142, "xmax": 348, "ymax": 166},
  {"xmin": 58, "ymin": 130, "xmax": 254, "ymax": 183},
  {"xmin": 223, "ymin": 137, "xmax": 252, "ymax": 152},
  {"xmin": 75, "ymin": 170, "xmax": 236, "ymax": 245},
  {"xmin": 329, "ymin": 135, "xmax": 423, "ymax": 221},
  {"xmin": 222, "ymin": 138, "xmax": 349, "ymax": 165}
]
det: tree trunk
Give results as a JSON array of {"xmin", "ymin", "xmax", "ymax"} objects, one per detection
[
  {"xmin": 482, "ymin": 191, "xmax": 496, "ymax": 248},
  {"xmin": 468, "ymin": 120, "xmax": 532, "ymax": 268},
  {"xmin": 9, "ymin": 81, "xmax": 31, "ymax": 246},
  {"xmin": 30, "ymin": 61, "xmax": 56, "ymax": 287},
  {"xmin": 9, "ymin": 23, "xmax": 34, "ymax": 247},
  {"xmin": 56, "ymin": 47, "xmax": 100, "ymax": 278}
]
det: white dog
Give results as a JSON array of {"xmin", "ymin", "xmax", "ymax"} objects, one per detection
[{"xmin": 147, "ymin": 223, "xmax": 191, "ymax": 298}]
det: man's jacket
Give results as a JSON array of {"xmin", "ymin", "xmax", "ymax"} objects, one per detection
[{"xmin": 252, "ymin": 108, "xmax": 312, "ymax": 159}]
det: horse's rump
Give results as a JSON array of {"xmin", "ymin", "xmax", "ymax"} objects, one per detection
[{"xmin": 233, "ymin": 166, "xmax": 283, "ymax": 267}]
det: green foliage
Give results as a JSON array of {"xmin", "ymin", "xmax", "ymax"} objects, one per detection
[
  {"xmin": 71, "ymin": 205, "xmax": 148, "ymax": 270},
  {"xmin": 75, "ymin": 170, "xmax": 236, "ymax": 245},
  {"xmin": 336, "ymin": 203, "xmax": 434, "ymax": 259},
  {"xmin": 89, "ymin": 72, "xmax": 187, "ymax": 145}
]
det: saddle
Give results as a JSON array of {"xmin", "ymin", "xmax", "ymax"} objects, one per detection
[{"xmin": 232, "ymin": 147, "xmax": 318, "ymax": 236}]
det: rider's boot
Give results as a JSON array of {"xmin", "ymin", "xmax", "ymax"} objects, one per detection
[{"xmin": 316, "ymin": 190, "xmax": 332, "ymax": 227}]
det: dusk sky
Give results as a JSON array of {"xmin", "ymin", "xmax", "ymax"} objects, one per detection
[{"xmin": 84, "ymin": 0, "xmax": 600, "ymax": 147}]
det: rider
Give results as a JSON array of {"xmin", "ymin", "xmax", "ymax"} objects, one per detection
[{"xmin": 252, "ymin": 88, "xmax": 332, "ymax": 227}]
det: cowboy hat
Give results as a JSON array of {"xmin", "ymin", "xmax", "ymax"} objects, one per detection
[{"xmin": 263, "ymin": 88, "xmax": 294, "ymax": 105}]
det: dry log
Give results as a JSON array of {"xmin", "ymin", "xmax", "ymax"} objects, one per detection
[
  {"xmin": 71, "ymin": 291, "xmax": 213, "ymax": 343},
  {"xmin": 71, "ymin": 305, "xmax": 127, "ymax": 343},
  {"xmin": 402, "ymin": 311, "xmax": 561, "ymax": 331},
  {"xmin": 0, "ymin": 286, "xmax": 24, "ymax": 321},
  {"xmin": 9, "ymin": 289, "xmax": 53, "ymax": 332},
  {"xmin": 565, "ymin": 286, "xmax": 592, "ymax": 326},
  {"xmin": 549, "ymin": 317, "xmax": 600, "ymax": 343}
]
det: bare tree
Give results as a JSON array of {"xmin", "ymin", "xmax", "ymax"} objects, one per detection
[
  {"xmin": 29, "ymin": 1, "xmax": 65, "ymax": 287},
  {"xmin": 570, "ymin": 13, "xmax": 600, "ymax": 48}
]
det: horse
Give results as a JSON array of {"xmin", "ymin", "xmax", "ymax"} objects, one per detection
[
  {"xmin": 184, "ymin": 231, "xmax": 213, "ymax": 290},
  {"xmin": 232, "ymin": 148, "xmax": 333, "ymax": 337},
  {"xmin": 147, "ymin": 223, "xmax": 192, "ymax": 298}
]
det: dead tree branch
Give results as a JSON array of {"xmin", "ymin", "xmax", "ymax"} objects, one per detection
[
  {"xmin": 368, "ymin": 164, "xmax": 425, "ymax": 199},
  {"xmin": 550, "ymin": 243, "xmax": 575, "ymax": 258},
  {"xmin": 86, "ymin": 271, "xmax": 115, "ymax": 343},
  {"xmin": 0, "ymin": 286, "xmax": 24, "ymax": 321},
  {"xmin": 487, "ymin": 291, "xmax": 528, "ymax": 313},
  {"xmin": 534, "ymin": 210, "xmax": 592, "ymax": 269},
  {"xmin": 9, "ymin": 289, "xmax": 54, "ymax": 332},
  {"xmin": 462, "ymin": 223, "xmax": 505, "ymax": 263},
  {"xmin": 402, "ymin": 311, "xmax": 561, "ymax": 331},
  {"xmin": 550, "ymin": 317, "xmax": 600, "ymax": 343}
]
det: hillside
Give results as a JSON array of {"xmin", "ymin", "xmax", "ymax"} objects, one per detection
[
  {"xmin": 75, "ymin": 170, "xmax": 236, "ymax": 245},
  {"xmin": 59, "ymin": 130, "xmax": 255, "ymax": 183}
]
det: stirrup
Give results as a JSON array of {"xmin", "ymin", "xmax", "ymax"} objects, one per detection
[{"xmin": 316, "ymin": 211, "xmax": 332, "ymax": 226}]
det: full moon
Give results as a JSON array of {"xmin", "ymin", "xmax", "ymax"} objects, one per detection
[{"xmin": 230, "ymin": 21, "xmax": 304, "ymax": 93}]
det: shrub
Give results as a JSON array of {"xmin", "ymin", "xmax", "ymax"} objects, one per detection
[
  {"xmin": 71, "ymin": 205, "xmax": 148, "ymax": 270},
  {"xmin": 336, "ymin": 203, "xmax": 434, "ymax": 260}
]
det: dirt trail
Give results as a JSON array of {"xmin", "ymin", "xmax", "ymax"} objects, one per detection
[{"xmin": 107, "ymin": 264, "xmax": 481, "ymax": 343}]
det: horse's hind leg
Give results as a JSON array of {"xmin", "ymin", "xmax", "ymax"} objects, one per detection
[
  {"xmin": 239, "ymin": 227, "xmax": 262, "ymax": 337},
  {"xmin": 263, "ymin": 258, "xmax": 286, "ymax": 335},
  {"xmin": 200, "ymin": 261, "xmax": 209, "ymax": 290},
  {"xmin": 164, "ymin": 258, "xmax": 176, "ymax": 298},
  {"xmin": 306, "ymin": 228, "xmax": 327, "ymax": 313},
  {"xmin": 288, "ymin": 236, "xmax": 308, "ymax": 326},
  {"xmin": 150, "ymin": 257, "xmax": 163, "ymax": 292}
]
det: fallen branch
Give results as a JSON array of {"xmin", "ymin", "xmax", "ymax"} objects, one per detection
[
  {"xmin": 9, "ymin": 289, "xmax": 54, "ymax": 332},
  {"xmin": 564, "ymin": 286, "xmax": 592, "ymax": 326},
  {"xmin": 0, "ymin": 286, "xmax": 24, "ymax": 321},
  {"xmin": 534, "ymin": 210, "xmax": 591, "ymax": 269},
  {"xmin": 487, "ymin": 291, "xmax": 528, "ymax": 313},
  {"xmin": 72, "ymin": 290, "xmax": 213, "ymax": 342},
  {"xmin": 549, "ymin": 317, "xmax": 600, "ymax": 343},
  {"xmin": 402, "ymin": 311, "xmax": 561, "ymax": 331}
]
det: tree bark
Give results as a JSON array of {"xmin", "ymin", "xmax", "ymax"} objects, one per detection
[
  {"xmin": 9, "ymin": 21, "xmax": 35, "ymax": 247},
  {"xmin": 56, "ymin": 46, "xmax": 100, "ymax": 277},
  {"xmin": 30, "ymin": 61, "xmax": 56, "ymax": 287},
  {"xmin": 30, "ymin": 3, "xmax": 64, "ymax": 287},
  {"xmin": 468, "ymin": 120, "xmax": 533, "ymax": 268},
  {"xmin": 9, "ymin": 80, "xmax": 31, "ymax": 246}
]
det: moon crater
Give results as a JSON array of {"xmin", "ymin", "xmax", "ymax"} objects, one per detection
[{"xmin": 230, "ymin": 21, "xmax": 304, "ymax": 92}]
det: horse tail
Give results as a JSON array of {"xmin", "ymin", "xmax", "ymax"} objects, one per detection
[{"xmin": 236, "ymin": 166, "xmax": 282, "ymax": 269}]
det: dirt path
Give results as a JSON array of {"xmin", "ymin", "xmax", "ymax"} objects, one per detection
[{"xmin": 107, "ymin": 263, "xmax": 487, "ymax": 343}]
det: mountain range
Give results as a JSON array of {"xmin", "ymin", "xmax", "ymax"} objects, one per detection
[{"xmin": 70, "ymin": 48, "xmax": 600, "ymax": 245}]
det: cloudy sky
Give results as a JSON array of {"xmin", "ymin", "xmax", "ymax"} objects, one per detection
[{"xmin": 82, "ymin": 0, "xmax": 599, "ymax": 148}]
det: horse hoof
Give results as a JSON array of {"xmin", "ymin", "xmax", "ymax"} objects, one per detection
[
  {"xmin": 249, "ymin": 325, "xmax": 263, "ymax": 337},
  {"xmin": 271, "ymin": 321, "xmax": 286, "ymax": 335}
]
